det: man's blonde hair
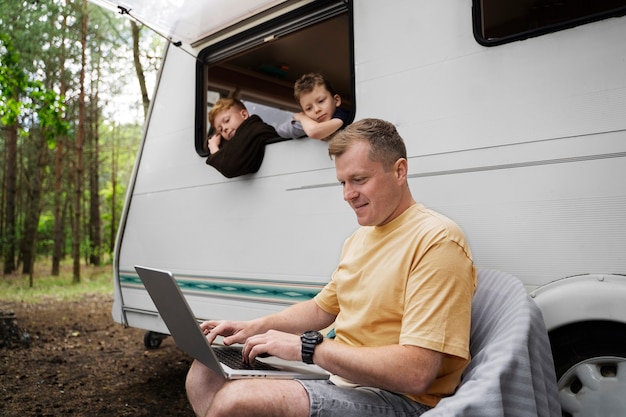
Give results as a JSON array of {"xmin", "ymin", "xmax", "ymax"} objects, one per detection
[{"xmin": 328, "ymin": 118, "xmax": 407, "ymax": 171}]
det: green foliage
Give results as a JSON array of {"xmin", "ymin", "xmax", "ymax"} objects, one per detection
[
  {"xmin": 28, "ymin": 83, "xmax": 70, "ymax": 146},
  {"xmin": 0, "ymin": 33, "xmax": 27, "ymax": 126},
  {"xmin": 0, "ymin": 34, "xmax": 69, "ymax": 144},
  {"xmin": 36, "ymin": 213, "xmax": 56, "ymax": 255},
  {"xmin": 0, "ymin": 0, "xmax": 163, "ymax": 278}
]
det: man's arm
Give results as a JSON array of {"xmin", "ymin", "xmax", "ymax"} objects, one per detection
[
  {"xmin": 257, "ymin": 299, "xmax": 336, "ymax": 335},
  {"xmin": 315, "ymin": 341, "xmax": 442, "ymax": 395},
  {"xmin": 242, "ymin": 332, "xmax": 442, "ymax": 395},
  {"xmin": 238, "ymin": 309, "xmax": 442, "ymax": 396}
]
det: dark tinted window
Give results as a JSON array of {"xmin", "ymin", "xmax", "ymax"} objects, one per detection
[{"xmin": 474, "ymin": 0, "xmax": 626, "ymax": 46}]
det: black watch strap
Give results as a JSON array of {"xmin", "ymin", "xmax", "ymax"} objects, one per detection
[{"xmin": 301, "ymin": 330, "xmax": 323, "ymax": 364}]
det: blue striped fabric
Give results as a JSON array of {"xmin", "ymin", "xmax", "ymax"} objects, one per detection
[{"xmin": 423, "ymin": 269, "xmax": 561, "ymax": 417}]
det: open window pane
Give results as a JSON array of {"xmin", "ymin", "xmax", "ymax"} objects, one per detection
[{"xmin": 195, "ymin": 1, "xmax": 352, "ymax": 155}]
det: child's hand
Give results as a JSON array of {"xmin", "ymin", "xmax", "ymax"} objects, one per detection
[{"xmin": 207, "ymin": 132, "xmax": 222, "ymax": 154}]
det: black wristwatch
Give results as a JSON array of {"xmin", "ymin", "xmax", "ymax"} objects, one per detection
[{"xmin": 300, "ymin": 330, "xmax": 324, "ymax": 364}]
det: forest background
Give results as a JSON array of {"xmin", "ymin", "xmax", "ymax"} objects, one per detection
[{"xmin": 0, "ymin": 0, "xmax": 163, "ymax": 284}]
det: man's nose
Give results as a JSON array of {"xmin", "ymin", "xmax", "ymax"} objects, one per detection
[{"xmin": 343, "ymin": 185, "xmax": 357, "ymax": 201}]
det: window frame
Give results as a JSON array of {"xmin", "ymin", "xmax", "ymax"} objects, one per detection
[{"xmin": 194, "ymin": 0, "xmax": 354, "ymax": 157}]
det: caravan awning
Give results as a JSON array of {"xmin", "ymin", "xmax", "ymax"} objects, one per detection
[{"xmin": 89, "ymin": 0, "xmax": 290, "ymax": 47}]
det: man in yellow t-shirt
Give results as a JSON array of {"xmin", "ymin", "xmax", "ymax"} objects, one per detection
[{"xmin": 186, "ymin": 118, "xmax": 477, "ymax": 417}]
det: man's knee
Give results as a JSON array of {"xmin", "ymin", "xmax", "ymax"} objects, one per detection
[
  {"xmin": 207, "ymin": 383, "xmax": 252, "ymax": 417},
  {"xmin": 207, "ymin": 380, "xmax": 310, "ymax": 417},
  {"xmin": 185, "ymin": 360, "xmax": 225, "ymax": 417},
  {"xmin": 185, "ymin": 360, "xmax": 207, "ymax": 397}
]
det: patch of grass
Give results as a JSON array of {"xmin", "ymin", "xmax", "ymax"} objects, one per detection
[{"xmin": 0, "ymin": 260, "xmax": 113, "ymax": 303}]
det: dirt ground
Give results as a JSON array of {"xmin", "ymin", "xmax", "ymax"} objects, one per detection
[{"xmin": 0, "ymin": 293, "xmax": 195, "ymax": 417}]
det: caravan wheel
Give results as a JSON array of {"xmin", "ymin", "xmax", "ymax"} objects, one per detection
[
  {"xmin": 551, "ymin": 321, "xmax": 626, "ymax": 417},
  {"xmin": 557, "ymin": 356, "xmax": 626, "ymax": 417},
  {"xmin": 143, "ymin": 331, "xmax": 167, "ymax": 349}
]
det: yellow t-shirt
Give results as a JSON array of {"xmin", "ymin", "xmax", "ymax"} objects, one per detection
[{"xmin": 314, "ymin": 203, "xmax": 477, "ymax": 407}]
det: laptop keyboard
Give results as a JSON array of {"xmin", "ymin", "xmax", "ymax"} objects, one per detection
[{"xmin": 214, "ymin": 346, "xmax": 280, "ymax": 371}]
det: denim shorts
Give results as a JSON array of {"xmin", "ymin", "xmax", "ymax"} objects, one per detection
[{"xmin": 297, "ymin": 379, "xmax": 432, "ymax": 417}]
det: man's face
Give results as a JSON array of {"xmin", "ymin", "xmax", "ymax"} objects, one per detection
[
  {"xmin": 335, "ymin": 140, "xmax": 406, "ymax": 227},
  {"xmin": 213, "ymin": 107, "xmax": 249, "ymax": 140},
  {"xmin": 299, "ymin": 84, "xmax": 341, "ymax": 123}
]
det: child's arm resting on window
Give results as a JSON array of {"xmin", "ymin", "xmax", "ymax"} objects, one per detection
[{"xmin": 294, "ymin": 112, "xmax": 343, "ymax": 140}]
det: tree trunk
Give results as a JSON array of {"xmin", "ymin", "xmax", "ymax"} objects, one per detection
[
  {"xmin": 72, "ymin": 0, "xmax": 88, "ymax": 283},
  {"xmin": 2, "ymin": 124, "xmax": 18, "ymax": 274},
  {"xmin": 21, "ymin": 130, "xmax": 48, "ymax": 282},
  {"xmin": 51, "ymin": 134, "xmax": 66, "ymax": 276},
  {"xmin": 88, "ymin": 85, "xmax": 101, "ymax": 266},
  {"xmin": 52, "ymin": 4, "xmax": 68, "ymax": 276},
  {"xmin": 131, "ymin": 21, "xmax": 149, "ymax": 117},
  {"xmin": 109, "ymin": 135, "xmax": 117, "ymax": 255}
]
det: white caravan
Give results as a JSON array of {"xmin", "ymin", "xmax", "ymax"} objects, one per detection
[{"xmin": 93, "ymin": 0, "xmax": 626, "ymax": 415}]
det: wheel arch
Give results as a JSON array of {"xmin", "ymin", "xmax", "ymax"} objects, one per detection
[
  {"xmin": 532, "ymin": 275, "xmax": 626, "ymax": 416},
  {"xmin": 530, "ymin": 274, "xmax": 626, "ymax": 332}
]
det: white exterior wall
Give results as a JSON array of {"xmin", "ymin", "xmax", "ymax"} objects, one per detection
[{"xmin": 352, "ymin": 0, "xmax": 626, "ymax": 287}]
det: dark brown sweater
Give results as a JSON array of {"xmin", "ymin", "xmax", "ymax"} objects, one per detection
[{"xmin": 206, "ymin": 115, "xmax": 278, "ymax": 178}]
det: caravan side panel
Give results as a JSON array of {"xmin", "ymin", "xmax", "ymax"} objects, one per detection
[{"xmin": 353, "ymin": 0, "xmax": 626, "ymax": 287}]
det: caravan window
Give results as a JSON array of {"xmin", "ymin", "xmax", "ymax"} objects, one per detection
[
  {"xmin": 195, "ymin": 1, "xmax": 353, "ymax": 156},
  {"xmin": 474, "ymin": 0, "xmax": 626, "ymax": 46}
]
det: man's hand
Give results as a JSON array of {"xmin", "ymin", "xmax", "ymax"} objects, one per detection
[
  {"xmin": 242, "ymin": 330, "xmax": 302, "ymax": 364},
  {"xmin": 200, "ymin": 320, "xmax": 302, "ymax": 364},
  {"xmin": 199, "ymin": 319, "xmax": 254, "ymax": 345}
]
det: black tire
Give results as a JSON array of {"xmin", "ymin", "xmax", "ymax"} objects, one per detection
[
  {"xmin": 143, "ymin": 331, "xmax": 167, "ymax": 349},
  {"xmin": 550, "ymin": 321, "xmax": 626, "ymax": 417}
]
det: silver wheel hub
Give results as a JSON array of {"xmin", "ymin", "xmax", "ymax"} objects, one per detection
[{"xmin": 558, "ymin": 356, "xmax": 626, "ymax": 417}]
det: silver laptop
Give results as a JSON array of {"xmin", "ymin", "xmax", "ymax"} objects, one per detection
[{"xmin": 134, "ymin": 265, "xmax": 329, "ymax": 380}]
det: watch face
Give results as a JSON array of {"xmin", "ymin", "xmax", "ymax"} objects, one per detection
[
  {"xmin": 303, "ymin": 330, "xmax": 323, "ymax": 343},
  {"xmin": 301, "ymin": 330, "xmax": 323, "ymax": 364}
]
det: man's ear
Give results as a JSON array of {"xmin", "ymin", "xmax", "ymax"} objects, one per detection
[{"xmin": 394, "ymin": 158, "xmax": 408, "ymax": 182}]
